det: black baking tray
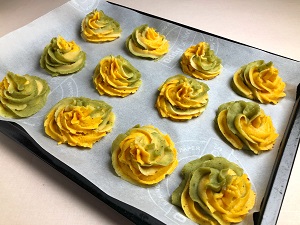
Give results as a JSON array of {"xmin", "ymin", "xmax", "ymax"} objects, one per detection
[{"xmin": 1, "ymin": 2, "xmax": 300, "ymax": 224}]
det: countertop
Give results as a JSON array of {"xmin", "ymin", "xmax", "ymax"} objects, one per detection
[{"xmin": 0, "ymin": 0, "xmax": 299, "ymax": 224}]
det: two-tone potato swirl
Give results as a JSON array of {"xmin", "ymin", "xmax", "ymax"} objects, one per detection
[
  {"xmin": 126, "ymin": 24, "xmax": 169, "ymax": 60},
  {"xmin": 40, "ymin": 35, "xmax": 86, "ymax": 76},
  {"xmin": 216, "ymin": 100, "xmax": 278, "ymax": 154},
  {"xmin": 0, "ymin": 71, "xmax": 50, "ymax": 118},
  {"xmin": 181, "ymin": 42, "xmax": 222, "ymax": 80},
  {"xmin": 93, "ymin": 55, "xmax": 141, "ymax": 97},
  {"xmin": 111, "ymin": 124, "xmax": 178, "ymax": 186},
  {"xmin": 81, "ymin": 9, "xmax": 122, "ymax": 43},
  {"xmin": 232, "ymin": 60, "xmax": 286, "ymax": 104},
  {"xmin": 44, "ymin": 97, "xmax": 115, "ymax": 148},
  {"xmin": 172, "ymin": 154, "xmax": 256, "ymax": 225},
  {"xmin": 156, "ymin": 74, "xmax": 209, "ymax": 121}
]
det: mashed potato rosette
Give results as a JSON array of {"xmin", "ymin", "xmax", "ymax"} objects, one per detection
[
  {"xmin": 232, "ymin": 60, "xmax": 286, "ymax": 104},
  {"xmin": 93, "ymin": 55, "xmax": 141, "ymax": 97},
  {"xmin": 81, "ymin": 9, "xmax": 122, "ymax": 43},
  {"xmin": 216, "ymin": 100, "xmax": 278, "ymax": 154},
  {"xmin": 156, "ymin": 74, "xmax": 209, "ymax": 121},
  {"xmin": 111, "ymin": 124, "xmax": 178, "ymax": 186},
  {"xmin": 40, "ymin": 35, "xmax": 86, "ymax": 76},
  {"xmin": 126, "ymin": 24, "xmax": 169, "ymax": 60},
  {"xmin": 172, "ymin": 154, "xmax": 256, "ymax": 225},
  {"xmin": 44, "ymin": 97, "xmax": 115, "ymax": 148},
  {"xmin": 181, "ymin": 42, "xmax": 222, "ymax": 80},
  {"xmin": 0, "ymin": 71, "xmax": 50, "ymax": 118}
]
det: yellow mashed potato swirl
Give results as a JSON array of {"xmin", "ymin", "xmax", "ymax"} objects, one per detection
[
  {"xmin": 172, "ymin": 154, "xmax": 256, "ymax": 225},
  {"xmin": 81, "ymin": 9, "xmax": 122, "ymax": 43},
  {"xmin": 216, "ymin": 100, "xmax": 278, "ymax": 154},
  {"xmin": 111, "ymin": 124, "xmax": 178, "ymax": 186},
  {"xmin": 44, "ymin": 97, "xmax": 115, "ymax": 148},
  {"xmin": 126, "ymin": 24, "xmax": 169, "ymax": 60},
  {"xmin": 0, "ymin": 71, "xmax": 50, "ymax": 118},
  {"xmin": 156, "ymin": 74, "xmax": 209, "ymax": 121},
  {"xmin": 93, "ymin": 55, "xmax": 142, "ymax": 97},
  {"xmin": 232, "ymin": 60, "xmax": 286, "ymax": 104},
  {"xmin": 40, "ymin": 35, "xmax": 86, "ymax": 76},
  {"xmin": 181, "ymin": 42, "xmax": 222, "ymax": 80}
]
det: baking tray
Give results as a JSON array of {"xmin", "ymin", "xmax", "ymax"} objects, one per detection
[
  {"xmin": 1, "ymin": 85, "xmax": 299, "ymax": 225},
  {"xmin": 1, "ymin": 1, "xmax": 300, "ymax": 224}
]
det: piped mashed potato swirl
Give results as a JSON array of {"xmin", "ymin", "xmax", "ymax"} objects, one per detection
[
  {"xmin": 81, "ymin": 9, "xmax": 122, "ymax": 43},
  {"xmin": 111, "ymin": 124, "xmax": 178, "ymax": 186},
  {"xmin": 44, "ymin": 97, "xmax": 115, "ymax": 148},
  {"xmin": 172, "ymin": 154, "xmax": 256, "ymax": 225},
  {"xmin": 40, "ymin": 35, "xmax": 86, "ymax": 76},
  {"xmin": 156, "ymin": 74, "xmax": 209, "ymax": 121},
  {"xmin": 216, "ymin": 100, "xmax": 278, "ymax": 154},
  {"xmin": 93, "ymin": 55, "xmax": 142, "ymax": 97},
  {"xmin": 0, "ymin": 71, "xmax": 50, "ymax": 118},
  {"xmin": 181, "ymin": 42, "xmax": 222, "ymax": 80},
  {"xmin": 232, "ymin": 60, "xmax": 286, "ymax": 104},
  {"xmin": 126, "ymin": 24, "xmax": 169, "ymax": 60}
]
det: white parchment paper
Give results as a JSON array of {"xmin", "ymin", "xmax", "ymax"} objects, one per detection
[{"xmin": 0, "ymin": 0, "xmax": 299, "ymax": 224}]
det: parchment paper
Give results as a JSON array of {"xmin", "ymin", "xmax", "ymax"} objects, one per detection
[{"xmin": 0, "ymin": 0, "xmax": 299, "ymax": 224}]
